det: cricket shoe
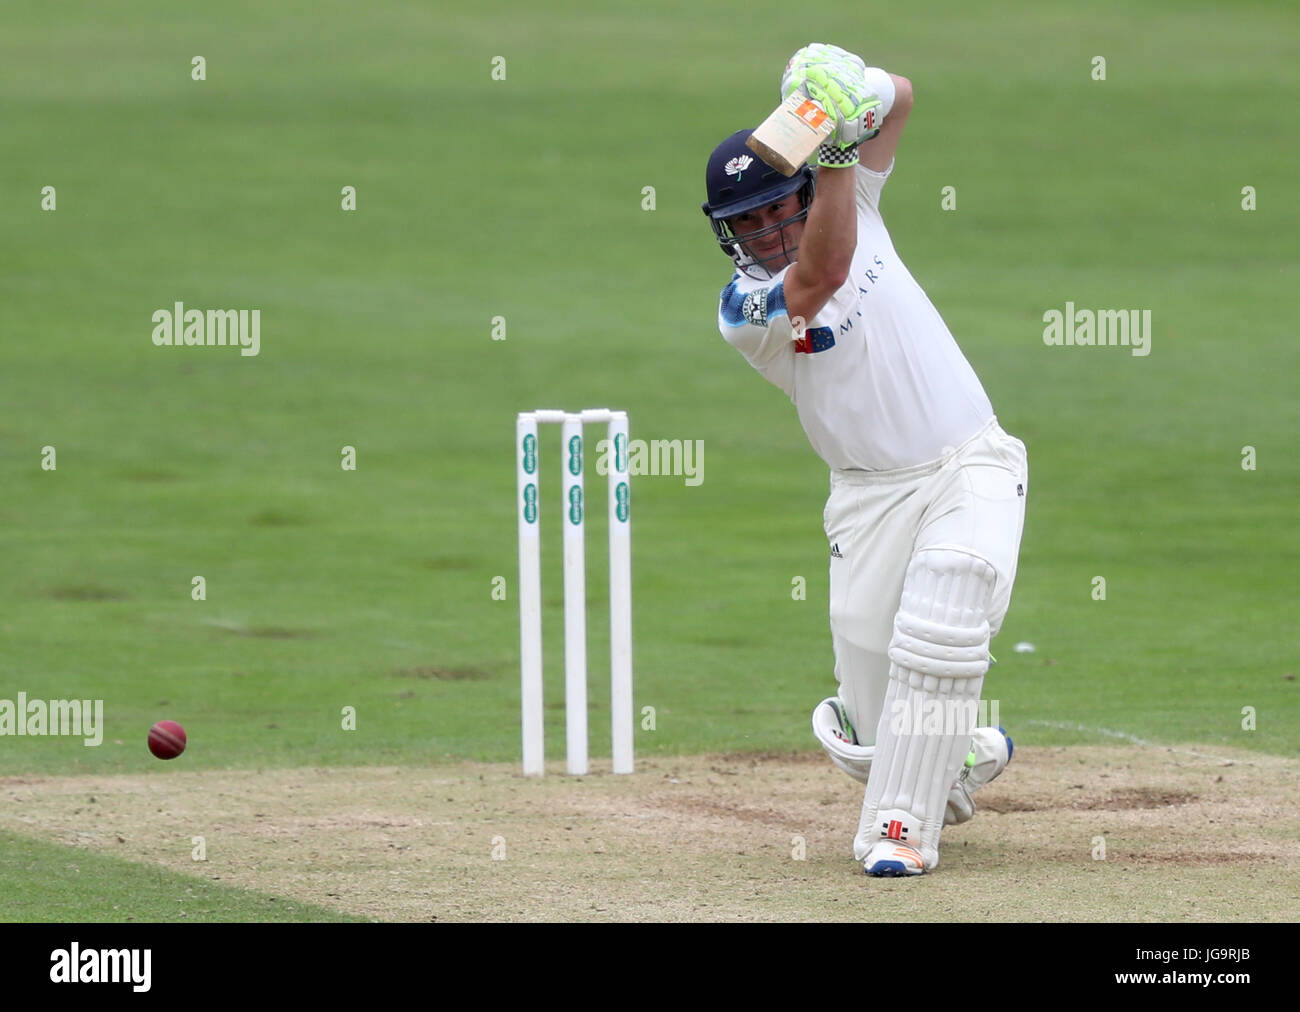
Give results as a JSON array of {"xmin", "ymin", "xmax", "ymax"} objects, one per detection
[
  {"xmin": 813, "ymin": 699, "xmax": 1014, "ymax": 824},
  {"xmin": 861, "ymin": 839, "xmax": 926, "ymax": 877},
  {"xmin": 944, "ymin": 725, "xmax": 1014, "ymax": 825}
]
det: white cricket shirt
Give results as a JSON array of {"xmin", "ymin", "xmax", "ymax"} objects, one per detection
[{"xmin": 716, "ymin": 160, "xmax": 994, "ymax": 471}]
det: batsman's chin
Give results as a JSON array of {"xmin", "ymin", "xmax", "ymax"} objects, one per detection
[{"xmin": 752, "ymin": 250, "xmax": 793, "ymax": 271}]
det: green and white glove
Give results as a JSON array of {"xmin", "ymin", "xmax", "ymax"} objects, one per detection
[
  {"xmin": 780, "ymin": 42, "xmax": 867, "ymax": 97},
  {"xmin": 781, "ymin": 45, "xmax": 883, "ymax": 166}
]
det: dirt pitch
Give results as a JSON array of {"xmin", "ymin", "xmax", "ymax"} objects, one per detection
[{"xmin": 3, "ymin": 744, "xmax": 1298, "ymax": 922}]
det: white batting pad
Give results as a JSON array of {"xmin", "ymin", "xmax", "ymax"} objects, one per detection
[{"xmin": 853, "ymin": 547, "xmax": 996, "ymax": 869}]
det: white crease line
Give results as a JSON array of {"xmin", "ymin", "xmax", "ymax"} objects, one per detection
[{"xmin": 1023, "ymin": 720, "xmax": 1255, "ymax": 766}]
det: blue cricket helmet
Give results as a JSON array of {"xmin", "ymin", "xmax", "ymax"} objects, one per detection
[{"xmin": 701, "ymin": 129, "xmax": 815, "ymax": 280}]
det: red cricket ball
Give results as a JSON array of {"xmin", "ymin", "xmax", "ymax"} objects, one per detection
[{"xmin": 148, "ymin": 720, "xmax": 187, "ymax": 760}]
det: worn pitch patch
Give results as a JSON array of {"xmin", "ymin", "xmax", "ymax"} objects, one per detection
[{"xmin": 1, "ymin": 745, "xmax": 1297, "ymax": 922}]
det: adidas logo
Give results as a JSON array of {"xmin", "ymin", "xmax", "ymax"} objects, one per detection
[{"xmin": 830, "ymin": 542, "xmax": 843, "ymax": 559}]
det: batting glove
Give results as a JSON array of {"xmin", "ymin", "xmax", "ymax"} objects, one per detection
[
  {"xmin": 782, "ymin": 64, "xmax": 883, "ymax": 164},
  {"xmin": 780, "ymin": 40, "xmax": 863, "ymax": 112},
  {"xmin": 780, "ymin": 42, "xmax": 868, "ymax": 98}
]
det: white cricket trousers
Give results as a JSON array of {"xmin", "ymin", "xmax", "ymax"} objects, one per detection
[{"xmin": 822, "ymin": 416, "xmax": 1028, "ymax": 745}]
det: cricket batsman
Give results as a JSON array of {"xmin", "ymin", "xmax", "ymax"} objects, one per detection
[{"xmin": 702, "ymin": 44, "xmax": 1029, "ymax": 876}]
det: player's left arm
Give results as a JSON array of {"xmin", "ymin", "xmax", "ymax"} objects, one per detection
[{"xmin": 858, "ymin": 73, "xmax": 913, "ymax": 172}]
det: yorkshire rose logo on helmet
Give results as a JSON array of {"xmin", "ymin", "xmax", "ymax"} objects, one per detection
[{"xmin": 724, "ymin": 155, "xmax": 754, "ymax": 179}]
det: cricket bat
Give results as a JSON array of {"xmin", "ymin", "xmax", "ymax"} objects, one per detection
[{"xmin": 746, "ymin": 92, "xmax": 835, "ymax": 176}]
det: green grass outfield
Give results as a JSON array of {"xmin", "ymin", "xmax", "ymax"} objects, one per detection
[
  {"xmin": 0, "ymin": 829, "xmax": 365, "ymax": 922},
  {"xmin": 1, "ymin": 0, "xmax": 1297, "ymax": 917}
]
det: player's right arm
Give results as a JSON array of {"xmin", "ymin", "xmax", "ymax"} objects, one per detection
[
  {"xmin": 778, "ymin": 52, "xmax": 881, "ymax": 327},
  {"xmin": 782, "ymin": 164, "xmax": 856, "ymax": 327}
]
